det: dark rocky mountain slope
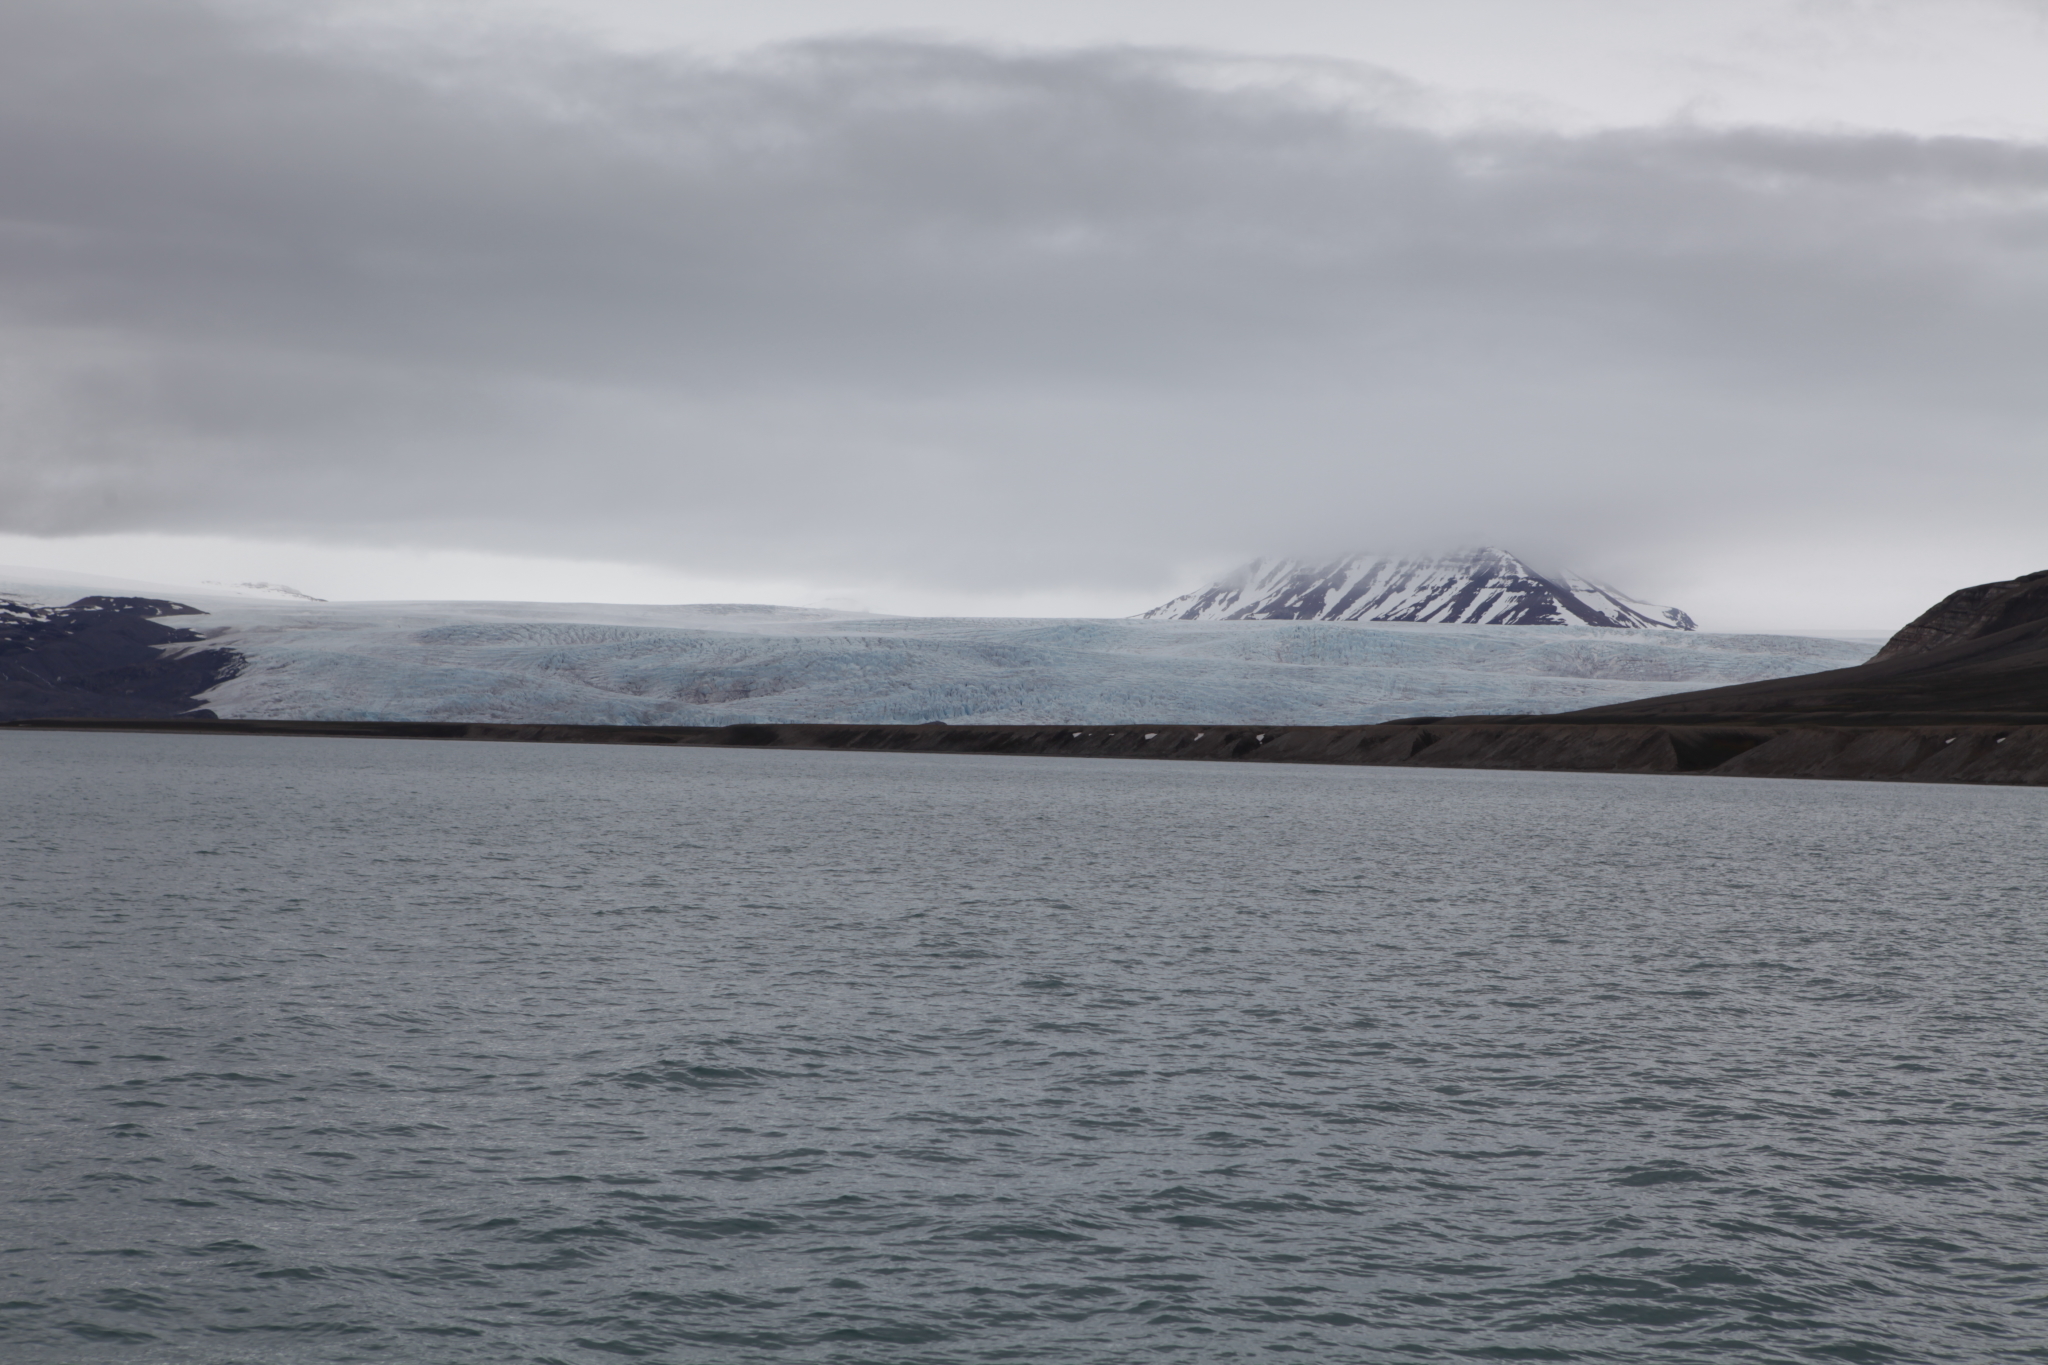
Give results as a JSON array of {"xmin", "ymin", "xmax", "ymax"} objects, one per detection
[
  {"xmin": 1559, "ymin": 569, "xmax": 2048, "ymax": 722},
  {"xmin": 0, "ymin": 597, "xmax": 243, "ymax": 720},
  {"xmin": 1868, "ymin": 569, "xmax": 2048, "ymax": 663}
]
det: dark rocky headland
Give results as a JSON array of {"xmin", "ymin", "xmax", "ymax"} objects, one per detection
[
  {"xmin": 0, "ymin": 596, "xmax": 243, "ymax": 720},
  {"xmin": 8, "ymin": 570, "xmax": 2048, "ymax": 785}
]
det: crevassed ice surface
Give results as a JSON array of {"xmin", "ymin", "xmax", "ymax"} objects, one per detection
[
  {"xmin": 0, "ymin": 568, "xmax": 1875, "ymax": 725},
  {"xmin": 195, "ymin": 606, "xmax": 1871, "ymax": 725}
]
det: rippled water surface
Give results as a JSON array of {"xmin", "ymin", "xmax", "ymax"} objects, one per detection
[{"xmin": 5, "ymin": 731, "xmax": 2048, "ymax": 1364}]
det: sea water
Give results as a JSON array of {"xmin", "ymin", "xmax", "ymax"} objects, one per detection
[{"xmin": 3, "ymin": 731, "xmax": 2045, "ymax": 1363}]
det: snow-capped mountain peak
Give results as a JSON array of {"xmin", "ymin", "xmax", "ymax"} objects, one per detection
[{"xmin": 1141, "ymin": 549, "xmax": 1696, "ymax": 630}]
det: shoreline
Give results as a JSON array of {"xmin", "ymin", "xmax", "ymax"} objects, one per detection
[{"xmin": 9, "ymin": 715, "xmax": 2048, "ymax": 786}]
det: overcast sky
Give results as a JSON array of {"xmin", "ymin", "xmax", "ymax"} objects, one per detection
[{"xmin": 2, "ymin": 0, "xmax": 2045, "ymax": 626}]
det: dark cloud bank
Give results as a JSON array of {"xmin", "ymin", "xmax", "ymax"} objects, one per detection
[{"xmin": 2, "ymin": 0, "xmax": 2044, "ymax": 601}]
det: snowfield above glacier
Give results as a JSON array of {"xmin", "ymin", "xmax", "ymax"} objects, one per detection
[{"xmin": 0, "ymin": 568, "xmax": 1875, "ymax": 726}]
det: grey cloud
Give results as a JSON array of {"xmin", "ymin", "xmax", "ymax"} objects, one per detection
[{"xmin": 2, "ymin": 0, "xmax": 2045, "ymax": 598}]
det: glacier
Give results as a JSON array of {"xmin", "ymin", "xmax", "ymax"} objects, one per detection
[{"xmin": 1, "ymin": 565, "xmax": 1874, "ymax": 727}]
